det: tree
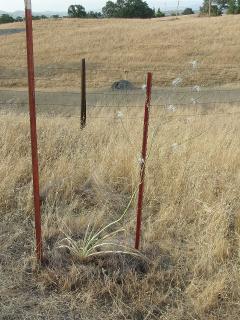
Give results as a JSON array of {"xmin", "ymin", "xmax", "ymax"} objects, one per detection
[
  {"xmin": 32, "ymin": 16, "xmax": 41, "ymax": 20},
  {"xmin": 87, "ymin": 11, "xmax": 102, "ymax": 18},
  {"xmin": 124, "ymin": 0, "xmax": 155, "ymax": 18},
  {"xmin": 0, "ymin": 14, "xmax": 15, "ymax": 24},
  {"xmin": 200, "ymin": 0, "xmax": 222, "ymax": 15},
  {"xmin": 102, "ymin": 0, "xmax": 155, "ymax": 18},
  {"xmin": 102, "ymin": 0, "xmax": 124, "ymax": 17},
  {"xmin": 216, "ymin": 0, "xmax": 228, "ymax": 10},
  {"xmin": 228, "ymin": 0, "xmax": 237, "ymax": 13},
  {"xmin": 15, "ymin": 16, "xmax": 24, "ymax": 22},
  {"xmin": 227, "ymin": 0, "xmax": 240, "ymax": 13},
  {"xmin": 182, "ymin": 8, "xmax": 194, "ymax": 14},
  {"xmin": 237, "ymin": 0, "xmax": 240, "ymax": 13},
  {"xmin": 51, "ymin": 15, "xmax": 60, "ymax": 19},
  {"xmin": 155, "ymin": 8, "xmax": 165, "ymax": 17},
  {"xmin": 68, "ymin": 5, "xmax": 87, "ymax": 18}
]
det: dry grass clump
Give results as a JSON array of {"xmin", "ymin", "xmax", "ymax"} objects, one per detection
[
  {"xmin": 1, "ymin": 15, "xmax": 240, "ymax": 88},
  {"xmin": 1, "ymin": 105, "xmax": 240, "ymax": 319}
]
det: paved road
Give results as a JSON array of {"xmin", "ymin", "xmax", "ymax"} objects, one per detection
[
  {"xmin": 1, "ymin": 87, "xmax": 240, "ymax": 115},
  {"xmin": 0, "ymin": 28, "xmax": 25, "ymax": 36}
]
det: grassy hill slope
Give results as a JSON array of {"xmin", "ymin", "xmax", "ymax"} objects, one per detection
[{"xmin": 0, "ymin": 15, "xmax": 240, "ymax": 88}]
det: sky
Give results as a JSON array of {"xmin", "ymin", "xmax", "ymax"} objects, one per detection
[{"xmin": 0, "ymin": 0, "xmax": 202, "ymax": 12}]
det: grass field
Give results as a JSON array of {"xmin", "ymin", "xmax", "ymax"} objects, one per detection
[
  {"xmin": 1, "ymin": 104, "xmax": 240, "ymax": 319},
  {"xmin": 0, "ymin": 14, "xmax": 240, "ymax": 88},
  {"xmin": 1, "ymin": 14, "xmax": 240, "ymax": 320}
]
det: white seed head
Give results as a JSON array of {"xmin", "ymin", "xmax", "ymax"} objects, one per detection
[
  {"xmin": 172, "ymin": 77, "xmax": 182, "ymax": 87},
  {"xmin": 191, "ymin": 98, "xmax": 197, "ymax": 105},
  {"xmin": 116, "ymin": 111, "xmax": 123, "ymax": 119},
  {"xmin": 190, "ymin": 60, "xmax": 198, "ymax": 69},
  {"xmin": 192, "ymin": 85, "xmax": 200, "ymax": 92},
  {"xmin": 167, "ymin": 104, "xmax": 176, "ymax": 112},
  {"xmin": 7, "ymin": 98, "xmax": 15, "ymax": 104},
  {"xmin": 137, "ymin": 154, "xmax": 145, "ymax": 165}
]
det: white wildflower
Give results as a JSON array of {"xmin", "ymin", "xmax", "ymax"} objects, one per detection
[
  {"xmin": 116, "ymin": 111, "xmax": 123, "ymax": 119},
  {"xmin": 172, "ymin": 77, "xmax": 182, "ymax": 87},
  {"xmin": 191, "ymin": 98, "xmax": 198, "ymax": 105},
  {"xmin": 142, "ymin": 84, "xmax": 147, "ymax": 90},
  {"xmin": 167, "ymin": 104, "xmax": 176, "ymax": 112},
  {"xmin": 190, "ymin": 60, "xmax": 198, "ymax": 69},
  {"xmin": 192, "ymin": 85, "xmax": 200, "ymax": 92},
  {"xmin": 7, "ymin": 98, "xmax": 15, "ymax": 104},
  {"xmin": 137, "ymin": 154, "xmax": 145, "ymax": 165}
]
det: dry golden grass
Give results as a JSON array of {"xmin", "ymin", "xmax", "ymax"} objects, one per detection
[
  {"xmin": 1, "ymin": 104, "xmax": 240, "ymax": 319},
  {"xmin": 1, "ymin": 13, "xmax": 240, "ymax": 319},
  {"xmin": 1, "ymin": 15, "xmax": 240, "ymax": 88}
]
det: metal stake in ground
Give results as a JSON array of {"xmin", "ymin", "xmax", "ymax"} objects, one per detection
[
  {"xmin": 135, "ymin": 73, "xmax": 152, "ymax": 250},
  {"xmin": 25, "ymin": 0, "xmax": 42, "ymax": 263},
  {"xmin": 81, "ymin": 58, "xmax": 87, "ymax": 129}
]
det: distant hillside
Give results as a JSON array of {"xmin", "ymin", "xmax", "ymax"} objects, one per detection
[{"xmin": 0, "ymin": 10, "xmax": 67, "ymax": 18}]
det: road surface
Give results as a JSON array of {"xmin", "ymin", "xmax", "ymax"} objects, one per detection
[{"xmin": 1, "ymin": 87, "xmax": 240, "ymax": 116}]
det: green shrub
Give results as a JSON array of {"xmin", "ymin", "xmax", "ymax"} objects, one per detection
[
  {"xmin": 155, "ymin": 8, "xmax": 165, "ymax": 17},
  {"xmin": 0, "ymin": 14, "xmax": 14, "ymax": 24},
  {"xmin": 182, "ymin": 7, "xmax": 194, "ymax": 15}
]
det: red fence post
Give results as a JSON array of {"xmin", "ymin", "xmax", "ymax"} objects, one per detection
[
  {"xmin": 25, "ymin": 0, "xmax": 42, "ymax": 263},
  {"xmin": 81, "ymin": 58, "xmax": 87, "ymax": 129},
  {"xmin": 135, "ymin": 72, "xmax": 152, "ymax": 250}
]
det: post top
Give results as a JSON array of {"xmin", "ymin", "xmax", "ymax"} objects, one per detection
[{"xmin": 25, "ymin": 0, "xmax": 31, "ymax": 10}]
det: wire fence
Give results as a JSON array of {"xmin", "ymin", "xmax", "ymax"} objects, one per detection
[
  {"xmin": 1, "ymin": 63, "xmax": 240, "ymax": 259},
  {"xmin": 1, "ymin": 62, "xmax": 240, "ymax": 89},
  {"xmin": 1, "ymin": 101, "xmax": 240, "ymax": 120},
  {"xmin": 1, "ymin": 62, "xmax": 239, "ymax": 146},
  {"xmin": 2, "ymin": 5, "xmax": 240, "ymax": 261},
  {"xmin": 1, "ymin": 62, "xmax": 240, "ymax": 124}
]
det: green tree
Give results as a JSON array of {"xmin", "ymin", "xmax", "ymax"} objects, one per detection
[
  {"xmin": 155, "ymin": 8, "xmax": 165, "ymax": 17},
  {"xmin": 200, "ymin": 0, "xmax": 222, "ymax": 15},
  {"xmin": 32, "ymin": 16, "xmax": 41, "ymax": 20},
  {"xmin": 87, "ymin": 11, "xmax": 102, "ymax": 18},
  {"xmin": 182, "ymin": 7, "xmax": 194, "ymax": 14},
  {"xmin": 68, "ymin": 5, "xmax": 87, "ymax": 18},
  {"xmin": 102, "ymin": 0, "xmax": 154, "ymax": 18},
  {"xmin": 15, "ymin": 16, "xmax": 24, "ymax": 22},
  {"xmin": 102, "ymin": 0, "xmax": 125, "ymax": 17},
  {"xmin": 0, "ymin": 14, "xmax": 15, "ymax": 24},
  {"xmin": 216, "ymin": 0, "xmax": 228, "ymax": 10},
  {"xmin": 227, "ymin": 0, "xmax": 240, "ymax": 13},
  {"xmin": 116, "ymin": 0, "xmax": 127, "ymax": 17},
  {"xmin": 124, "ymin": 0, "xmax": 155, "ymax": 18},
  {"xmin": 227, "ymin": 0, "xmax": 237, "ymax": 13},
  {"xmin": 102, "ymin": 1, "xmax": 116, "ymax": 17},
  {"xmin": 51, "ymin": 15, "xmax": 60, "ymax": 19},
  {"xmin": 237, "ymin": 0, "xmax": 240, "ymax": 13}
]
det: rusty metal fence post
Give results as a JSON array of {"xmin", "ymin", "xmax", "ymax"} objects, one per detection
[
  {"xmin": 81, "ymin": 58, "xmax": 87, "ymax": 129},
  {"xmin": 25, "ymin": 0, "xmax": 42, "ymax": 263},
  {"xmin": 135, "ymin": 72, "xmax": 152, "ymax": 250}
]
